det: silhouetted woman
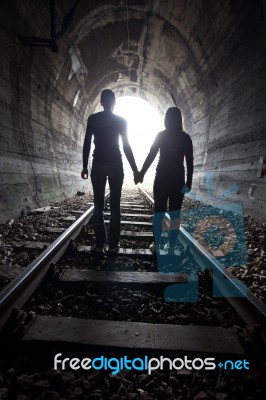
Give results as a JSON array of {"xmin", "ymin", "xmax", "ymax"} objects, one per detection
[{"xmin": 139, "ymin": 107, "xmax": 193, "ymax": 254}]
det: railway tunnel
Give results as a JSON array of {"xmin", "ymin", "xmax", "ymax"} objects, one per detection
[{"xmin": 0, "ymin": 0, "xmax": 265, "ymax": 223}]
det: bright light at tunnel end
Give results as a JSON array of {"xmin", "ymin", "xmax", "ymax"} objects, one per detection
[{"xmin": 114, "ymin": 96, "xmax": 164, "ymax": 187}]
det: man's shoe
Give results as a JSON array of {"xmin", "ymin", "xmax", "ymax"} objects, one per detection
[
  {"xmin": 108, "ymin": 244, "xmax": 120, "ymax": 254},
  {"xmin": 93, "ymin": 246, "xmax": 105, "ymax": 254}
]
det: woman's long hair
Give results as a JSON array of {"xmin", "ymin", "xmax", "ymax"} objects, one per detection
[{"xmin": 164, "ymin": 107, "xmax": 183, "ymax": 132}]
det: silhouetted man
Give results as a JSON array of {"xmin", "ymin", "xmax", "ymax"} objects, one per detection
[{"xmin": 81, "ymin": 89, "xmax": 138, "ymax": 253}]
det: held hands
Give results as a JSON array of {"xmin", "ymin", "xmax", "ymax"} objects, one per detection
[
  {"xmin": 81, "ymin": 168, "xmax": 89, "ymax": 179},
  {"xmin": 134, "ymin": 170, "xmax": 144, "ymax": 185}
]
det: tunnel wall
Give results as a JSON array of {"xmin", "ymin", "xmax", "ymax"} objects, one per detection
[
  {"xmin": 183, "ymin": 0, "xmax": 266, "ymax": 221},
  {"xmin": 0, "ymin": 2, "xmax": 91, "ymax": 224}
]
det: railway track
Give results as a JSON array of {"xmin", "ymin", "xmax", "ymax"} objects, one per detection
[{"xmin": 0, "ymin": 188, "xmax": 266, "ymax": 398}]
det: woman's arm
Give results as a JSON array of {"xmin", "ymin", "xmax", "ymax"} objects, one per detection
[
  {"xmin": 185, "ymin": 135, "xmax": 194, "ymax": 188},
  {"xmin": 140, "ymin": 133, "xmax": 161, "ymax": 178}
]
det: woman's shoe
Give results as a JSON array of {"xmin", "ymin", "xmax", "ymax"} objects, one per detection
[{"xmin": 164, "ymin": 243, "xmax": 175, "ymax": 255}]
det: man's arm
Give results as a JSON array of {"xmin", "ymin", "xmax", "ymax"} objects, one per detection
[
  {"xmin": 120, "ymin": 120, "xmax": 138, "ymax": 172},
  {"xmin": 185, "ymin": 135, "xmax": 193, "ymax": 188},
  {"xmin": 81, "ymin": 117, "xmax": 93, "ymax": 179}
]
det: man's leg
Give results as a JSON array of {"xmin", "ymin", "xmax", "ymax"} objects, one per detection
[
  {"xmin": 91, "ymin": 168, "xmax": 107, "ymax": 248},
  {"xmin": 108, "ymin": 168, "xmax": 124, "ymax": 248}
]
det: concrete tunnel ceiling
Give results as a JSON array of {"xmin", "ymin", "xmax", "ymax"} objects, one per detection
[
  {"xmin": 0, "ymin": 0, "xmax": 265, "ymax": 223},
  {"xmin": 61, "ymin": 0, "xmax": 210, "ymax": 117}
]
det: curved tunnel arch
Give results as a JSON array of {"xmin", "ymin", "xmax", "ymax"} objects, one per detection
[
  {"xmin": 67, "ymin": 5, "xmax": 211, "ymax": 113},
  {"xmin": 0, "ymin": 0, "xmax": 265, "ymax": 222}
]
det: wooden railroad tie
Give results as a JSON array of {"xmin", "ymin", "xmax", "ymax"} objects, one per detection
[
  {"xmin": 120, "ymin": 230, "xmax": 153, "ymax": 237},
  {"xmin": 22, "ymin": 317, "xmax": 244, "ymax": 355},
  {"xmin": 60, "ymin": 269, "xmax": 188, "ymax": 285},
  {"xmin": 77, "ymin": 246, "xmax": 185, "ymax": 257},
  {"xmin": 14, "ymin": 241, "xmax": 50, "ymax": 250},
  {"xmin": 30, "ymin": 206, "xmax": 59, "ymax": 213},
  {"xmin": 70, "ymin": 211, "xmax": 151, "ymax": 217},
  {"xmin": 60, "ymin": 216, "xmax": 76, "ymax": 222},
  {"xmin": 78, "ymin": 246, "xmax": 153, "ymax": 256},
  {"xmin": 104, "ymin": 212, "xmax": 152, "ymax": 218},
  {"xmin": 117, "ymin": 202, "xmax": 149, "ymax": 208},
  {"xmin": 120, "ymin": 207, "xmax": 151, "ymax": 212},
  {"xmin": 104, "ymin": 220, "xmax": 152, "ymax": 226}
]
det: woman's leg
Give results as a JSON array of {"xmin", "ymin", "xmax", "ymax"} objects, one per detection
[
  {"xmin": 168, "ymin": 183, "xmax": 184, "ymax": 246},
  {"xmin": 153, "ymin": 175, "xmax": 168, "ymax": 247}
]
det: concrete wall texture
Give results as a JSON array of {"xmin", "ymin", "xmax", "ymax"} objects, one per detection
[{"xmin": 0, "ymin": 0, "xmax": 265, "ymax": 222}]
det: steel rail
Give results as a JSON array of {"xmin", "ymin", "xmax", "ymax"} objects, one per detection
[
  {"xmin": 0, "ymin": 193, "xmax": 110, "ymax": 330},
  {"xmin": 139, "ymin": 186, "xmax": 266, "ymax": 334}
]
